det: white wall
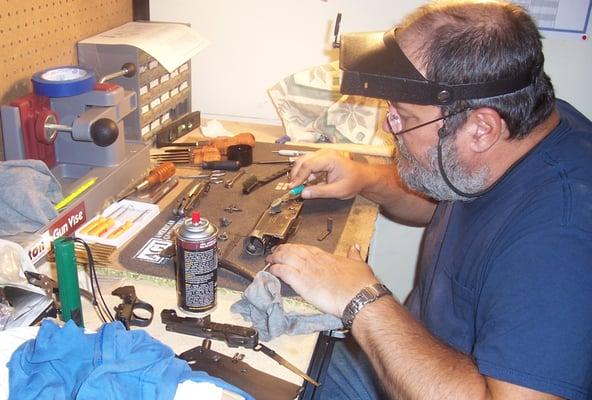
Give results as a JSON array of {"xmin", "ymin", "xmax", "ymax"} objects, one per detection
[
  {"xmin": 152, "ymin": 1, "xmax": 592, "ymax": 299},
  {"xmin": 151, "ymin": 0, "xmax": 421, "ymax": 124},
  {"xmin": 152, "ymin": 0, "xmax": 591, "ymax": 124}
]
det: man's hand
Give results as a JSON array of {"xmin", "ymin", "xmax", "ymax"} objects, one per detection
[
  {"xmin": 289, "ymin": 150, "xmax": 370, "ymax": 200},
  {"xmin": 266, "ymin": 243, "xmax": 379, "ymax": 317},
  {"xmin": 290, "ymin": 149, "xmax": 437, "ymax": 226}
]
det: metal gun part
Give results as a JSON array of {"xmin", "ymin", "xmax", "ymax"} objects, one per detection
[
  {"xmin": 244, "ymin": 198, "xmax": 303, "ymax": 256},
  {"xmin": 180, "ymin": 339, "xmax": 302, "ymax": 400},
  {"xmin": 172, "ymin": 181, "xmax": 209, "ymax": 218},
  {"xmin": 111, "ymin": 285, "xmax": 154, "ymax": 330},
  {"xmin": 24, "ymin": 271, "xmax": 94, "ymax": 302},
  {"xmin": 161, "ymin": 309, "xmax": 320, "ymax": 387},
  {"xmin": 317, "ymin": 218, "xmax": 334, "ymax": 241},
  {"xmin": 161, "ymin": 309, "xmax": 259, "ymax": 348},
  {"xmin": 224, "ymin": 170, "xmax": 246, "ymax": 189},
  {"xmin": 242, "ymin": 166, "xmax": 292, "ymax": 194}
]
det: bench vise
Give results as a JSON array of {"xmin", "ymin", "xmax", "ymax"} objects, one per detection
[
  {"xmin": 1, "ymin": 64, "xmax": 137, "ymax": 168},
  {"xmin": 0, "ymin": 64, "xmax": 151, "ymax": 225}
]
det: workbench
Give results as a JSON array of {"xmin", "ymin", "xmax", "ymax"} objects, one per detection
[
  {"xmin": 104, "ymin": 119, "xmax": 379, "ymax": 398},
  {"xmin": 2, "ymin": 119, "xmax": 380, "ymax": 400}
]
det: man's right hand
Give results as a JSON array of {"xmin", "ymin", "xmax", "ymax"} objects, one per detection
[
  {"xmin": 291, "ymin": 148, "xmax": 436, "ymax": 226},
  {"xmin": 289, "ymin": 149, "xmax": 370, "ymax": 200}
]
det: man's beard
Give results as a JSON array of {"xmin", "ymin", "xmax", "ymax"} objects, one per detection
[{"xmin": 395, "ymin": 136, "xmax": 489, "ymax": 201}]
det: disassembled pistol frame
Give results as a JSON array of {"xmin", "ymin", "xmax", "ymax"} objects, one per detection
[
  {"xmin": 179, "ymin": 338, "xmax": 302, "ymax": 400},
  {"xmin": 161, "ymin": 309, "xmax": 320, "ymax": 387}
]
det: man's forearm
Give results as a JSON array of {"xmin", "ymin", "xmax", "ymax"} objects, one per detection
[
  {"xmin": 360, "ymin": 163, "xmax": 436, "ymax": 226},
  {"xmin": 351, "ymin": 296, "xmax": 490, "ymax": 400}
]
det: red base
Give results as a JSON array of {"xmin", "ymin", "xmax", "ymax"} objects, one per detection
[{"xmin": 10, "ymin": 94, "xmax": 57, "ymax": 167}]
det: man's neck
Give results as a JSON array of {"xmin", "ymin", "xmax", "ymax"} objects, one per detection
[{"xmin": 486, "ymin": 108, "xmax": 560, "ymax": 186}]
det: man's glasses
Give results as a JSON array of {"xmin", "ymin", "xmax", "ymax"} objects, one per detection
[{"xmin": 385, "ymin": 101, "xmax": 470, "ymax": 136}]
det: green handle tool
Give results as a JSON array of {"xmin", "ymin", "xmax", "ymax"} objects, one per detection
[{"xmin": 53, "ymin": 237, "xmax": 84, "ymax": 327}]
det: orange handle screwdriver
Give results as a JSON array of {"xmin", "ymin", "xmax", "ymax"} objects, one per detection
[
  {"xmin": 96, "ymin": 219, "xmax": 117, "ymax": 237},
  {"xmin": 140, "ymin": 162, "xmax": 176, "ymax": 190},
  {"xmin": 118, "ymin": 162, "xmax": 176, "ymax": 201},
  {"xmin": 198, "ymin": 132, "xmax": 255, "ymax": 155}
]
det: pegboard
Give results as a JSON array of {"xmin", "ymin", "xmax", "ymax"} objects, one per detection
[{"xmin": 0, "ymin": 0, "xmax": 135, "ymax": 160}]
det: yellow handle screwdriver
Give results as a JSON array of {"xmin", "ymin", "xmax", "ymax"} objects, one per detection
[
  {"xmin": 107, "ymin": 209, "xmax": 150, "ymax": 239},
  {"xmin": 88, "ymin": 206, "xmax": 128, "ymax": 236},
  {"xmin": 80, "ymin": 205, "xmax": 125, "ymax": 234}
]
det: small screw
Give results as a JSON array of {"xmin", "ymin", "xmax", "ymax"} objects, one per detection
[
  {"xmin": 224, "ymin": 205, "xmax": 242, "ymax": 213},
  {"xmin": 218, "ymin": 232, "xmax": 229, "ymax": 241}
]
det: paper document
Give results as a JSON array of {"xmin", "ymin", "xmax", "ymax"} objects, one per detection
[
  {"xmin": 514, "ymin": 0, "xmax": 591, "ymax": 33},
  {"xmin": 80, "ymin": 22, "xmax": 210, "ymax": 72}
]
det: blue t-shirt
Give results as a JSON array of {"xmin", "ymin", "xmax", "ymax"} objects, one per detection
[{"xmin": 406, "ymin": 99, "xmax": 592, "ymax": 399}]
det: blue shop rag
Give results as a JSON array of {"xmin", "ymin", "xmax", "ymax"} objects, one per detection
[
  {"xmin": 0, "ymin": 160, "xmax": 62, "ymax": 236},
  {"xmin": 7, "ymin": 319, "xmax": 254, "ymax": 400}
]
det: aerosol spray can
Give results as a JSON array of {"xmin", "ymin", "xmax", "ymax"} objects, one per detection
[{"xmin": 174, "ymin": 211, "xmax": 218, "ymax": 315}]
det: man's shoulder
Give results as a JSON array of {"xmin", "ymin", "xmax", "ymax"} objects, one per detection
[
  {"xmin": 534, "ymin": 100, "xmax": 592, "ymax": 232},
  {"xmin": 548, "ymin": 99, "xmax": 592, "ymax": 161},
  {"xmin": 495, "ymin": 100, "xmax": 592, "ymax": 233},
  {"xmin": 555, "ymin": 98, "xmax": 591, "ymax": 127}
]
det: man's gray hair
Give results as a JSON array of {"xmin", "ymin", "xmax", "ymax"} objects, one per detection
[{"xmin": 399, "ymin": 0, "xmax": 555, "ymax": 140}]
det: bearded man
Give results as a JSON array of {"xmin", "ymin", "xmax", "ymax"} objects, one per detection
[{"xmin": 266, "ymin": 1, "xmax": 592, "ymax": 399}]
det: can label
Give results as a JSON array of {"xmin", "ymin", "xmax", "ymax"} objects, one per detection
[{"xmin": 175, "ymin": 217, "xmax": 218, "ymax": 314}]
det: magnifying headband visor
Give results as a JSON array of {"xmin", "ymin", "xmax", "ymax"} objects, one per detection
[{"xmin": 339, "ymin": 29, "xmax": 540, "ymax": 105}]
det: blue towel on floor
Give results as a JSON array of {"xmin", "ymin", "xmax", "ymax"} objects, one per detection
[
  {"xmin": 8, "ymin": 319, "xmax": 254, "ymax": 400},
  {"xmin": 0, "ymin": 160, "xmax": 62, "ymax": 236}
]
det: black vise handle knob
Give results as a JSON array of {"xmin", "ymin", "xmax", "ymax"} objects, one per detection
[
  {"xmin": 122, "ymin": 63, "xmax": 137, "ymax": 78},
  {"xmin": 90, "ymin": 118, "xmax": 119, "ymax": 147}
]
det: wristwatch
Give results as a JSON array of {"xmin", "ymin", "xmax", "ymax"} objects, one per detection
[{"xmin": 341, "ymin": 283, "xmax": 392, "ymax": 330}]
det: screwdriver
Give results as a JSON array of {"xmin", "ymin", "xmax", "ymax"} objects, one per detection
[
  {"xmin": 80, "ymin": 205, "xmax": 125, "ymax": 234},
  {"xmin": 118, "ymin": 162, "xmax": 176, "ymax": 201},
  {"xmin": 167, "ymin": 132, "xmax": 256, "ymax": 156},
  {"xmin": 88, "ymin": 206, "xmax": 128, "ymax": 236},
  {"xmin": 107, "ymin": 209, "xmax": 151, "ymax": 239},
  {"xmin": 272, "ymin": 150, "xmax": 311, "ymax": 157},
  {"xmin": 198, "ymin": 160, "xmax": 240, "ymax": 171},
  {"xmin": 203, "ymin": 132, "xmax": 255, "ymax": 155}
]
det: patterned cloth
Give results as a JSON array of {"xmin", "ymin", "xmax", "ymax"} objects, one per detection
[{"xmin": 268, "ymin": 62, "xmax": 388, "ymax": 145}]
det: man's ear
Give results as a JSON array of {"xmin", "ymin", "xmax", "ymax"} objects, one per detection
[{"xmin": 461, "ymin": 108, "xmax": 505, "ymax": 154}]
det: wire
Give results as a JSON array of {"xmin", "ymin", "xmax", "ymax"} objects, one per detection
[
  {"xmin": 69, "ymin": 237, "xmax": 114, "ymax": 323},
  {"xmin": 436, "ymin": 123, "xmax": 535, "ymax": 199},
  {"xmin": 436, "ymin": 138, "xmax": 492, "ymax": 199}
]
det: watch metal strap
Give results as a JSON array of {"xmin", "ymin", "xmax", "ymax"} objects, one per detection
[{"xmin": 341, "ymin": 283, "xmax": 392, "ymax": 329}]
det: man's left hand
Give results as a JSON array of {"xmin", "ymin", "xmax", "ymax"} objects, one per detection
[{"xmin": 265, "ymin": 244, "xmax": 380, "ymax": 317}]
